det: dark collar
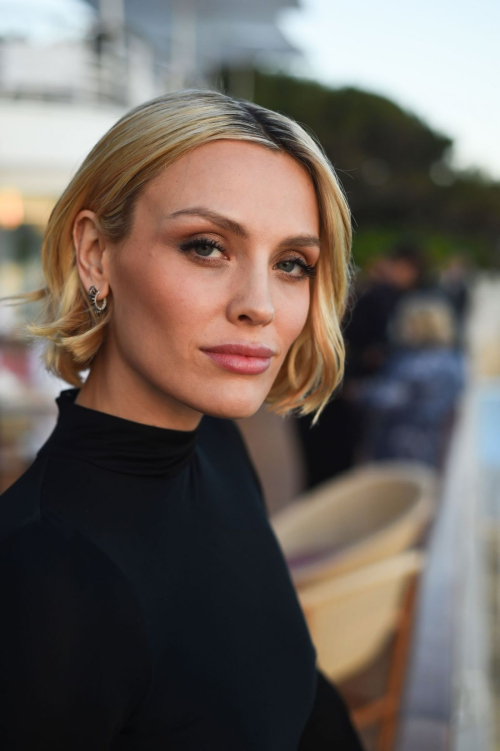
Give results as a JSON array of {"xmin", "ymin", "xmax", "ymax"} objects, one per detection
[{"xmin": 37, "ymin": 388, "xmax": 200, "ymax": 478}]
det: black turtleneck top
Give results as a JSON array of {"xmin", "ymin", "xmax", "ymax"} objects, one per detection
[{"xmin": 0, "ymin": 388, "xmax": 362, "ymax": 751}]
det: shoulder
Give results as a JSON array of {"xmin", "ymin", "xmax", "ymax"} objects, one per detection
[
  {"xmin": 0, "ymin": 519, "xmax": 151, "ymax": 740},
  {"xmin": 0, "ymin": 455, "xmax": 48, "ymax": 542},
  {"xmin": 0, "ymin": 518, "xmax": 148, "ymax": 634},
  {"xmin": 0, "ymin": 518, "xmax": 151, "ymax": 689}
]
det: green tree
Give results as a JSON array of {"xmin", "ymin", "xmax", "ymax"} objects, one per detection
[{"xmin": 248, "ymin": 70, "xmax": 500, "ymax": 267}]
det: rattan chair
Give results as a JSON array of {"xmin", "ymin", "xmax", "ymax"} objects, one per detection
[
  {"xmin": 271, "ymin": 461, "xmax": 436, "ymax": 586},
  {"xmin": 299, "ymin": 550, "xmax": 424, "ymax": 751}
]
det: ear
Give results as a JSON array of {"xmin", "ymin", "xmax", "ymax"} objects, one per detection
[{"xmin": 73, "ymin": 210, "xmax": 110, "ymax": 301}]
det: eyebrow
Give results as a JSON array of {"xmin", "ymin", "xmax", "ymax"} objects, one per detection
[
  {"xmin": 167, "ymin": 207, "xmax": 321, "ymax": 249},
  {"xmin": 277, "ymin": 235, "xmax": 321, "ymax": 250},
  {"xmin": 168, "ymin": 207, "xmax": 248, "ymax": 238}
]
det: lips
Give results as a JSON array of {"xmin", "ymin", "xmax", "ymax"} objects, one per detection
[
  {"xmin": 202, "ymin": 343, "xmax": 276, "ymax": 358},
  {"xmin": 200, "ymin": 343, "xmax": 276, "ymax": 375}
]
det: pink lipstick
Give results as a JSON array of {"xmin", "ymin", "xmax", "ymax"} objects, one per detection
[{"xmin": 200, "ymin": 343, "xmax": 276, "ymax": 375}]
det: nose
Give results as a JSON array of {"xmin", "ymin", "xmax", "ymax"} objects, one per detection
[{"xmin": 226, "ymin": 267, "xmax": 275, "ymax": 327}]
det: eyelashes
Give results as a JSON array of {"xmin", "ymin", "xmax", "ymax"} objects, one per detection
[
  {"xmin": 178, "ymin": 237, "xmax": 225, "ymax": 256},
  {"xmin": 177, "ymin": 236, "xmax": 317, "ymax": 280},
  {"xmin": 283, "ymin": 259, "xmax": 317, "ymax": 279}
]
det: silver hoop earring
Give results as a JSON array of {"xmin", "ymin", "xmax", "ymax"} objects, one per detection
[{"xmin": 88, "ymin": 285, "xmax": 107, "ymax": 314}]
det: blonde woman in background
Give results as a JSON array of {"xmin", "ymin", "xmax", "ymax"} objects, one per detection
[
  {"xmin": 353, "ymin": 295, "xmax": 465, "ymax": 468},
  {"xmin": 0, "ymin": 91, "xmax": 363, "ymax": 750}
]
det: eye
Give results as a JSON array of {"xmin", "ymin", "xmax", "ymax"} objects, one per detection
[
  {"xmin": 276, "ymin": 257, "xmax": 317, "ymax": 280},
  {"xmin": 178, "ymin": 237, "xmax": 225, "ymax": 259},
  {"xmin": 277, "ymin": 260, "xmax": 298, "ymax": 273}
]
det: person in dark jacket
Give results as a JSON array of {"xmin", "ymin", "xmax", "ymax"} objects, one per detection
[{"xmin": 352, "ymin": 295, "xmax": 465, "ymax": 468}]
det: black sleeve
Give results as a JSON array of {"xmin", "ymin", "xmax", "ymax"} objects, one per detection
[
  {"xmin": 298, "ymin": 669, "xmax": 365, "ymax": 750},
  {"xmin": 0, "ymin": 522, "xmax": 151, "ymax": 750}
]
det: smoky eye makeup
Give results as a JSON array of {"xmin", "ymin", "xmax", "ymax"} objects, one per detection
[
  {"xmin": 178, "ymin": 236, "xmax": 226, "ymax": 256},
  {"xmin": 277, "ymin": 257, "xmax": 317, "ymax": 279},
  {"xmin": 176, "ymin": 234, "xmax": 317, "ymax": 280}
]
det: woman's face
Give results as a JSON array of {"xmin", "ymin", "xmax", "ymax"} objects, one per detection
[{"xmin": 101, "ymin": 140, "xmax": 320, "ymax": 424}]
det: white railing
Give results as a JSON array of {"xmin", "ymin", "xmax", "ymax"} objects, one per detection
[
  {"xmin": 0, "ymin": 36, "xmax": 162, "ymax": 107},
  {"xmin": 451, "ymin": 276, "xmax": 500, "ymax": 751}
]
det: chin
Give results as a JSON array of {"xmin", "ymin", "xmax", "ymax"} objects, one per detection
[{"xmin": 195, "ymin": 390, "xmax": 268, "ymax": 421}]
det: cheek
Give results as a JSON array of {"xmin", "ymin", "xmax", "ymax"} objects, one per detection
[
  {"xmin": 147, "ymin": 272, "xmax": 217, "ymax": 345},
  {"xmin": 112, "ymin": 252, "xmax": 219, "ymax": 355},
  {"xmin": 274, "ymin": 284, "xmax": 311, "ymax": 347}
]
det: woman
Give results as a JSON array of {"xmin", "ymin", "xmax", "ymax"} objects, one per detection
[
  {"xmin": 352, "ymin": 294, "xmax": 465, "ymax": 467},
  {"xmin": 0, "ymin": 90, "xmax": 363, "ymax": 750}
]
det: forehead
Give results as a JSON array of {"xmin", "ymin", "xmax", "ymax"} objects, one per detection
[{"xmin": 141, "ymin": 140, "xmax": 320, "ymax": 235}]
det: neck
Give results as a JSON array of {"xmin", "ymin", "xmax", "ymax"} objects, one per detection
[{"xmin": 76, "ymin": 343, "xmax": 203, "ymax": 432}]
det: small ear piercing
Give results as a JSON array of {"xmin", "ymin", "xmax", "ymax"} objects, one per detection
[{"xmin": 88, "ymin": 285, "xmax": 107, "ymax": 314}]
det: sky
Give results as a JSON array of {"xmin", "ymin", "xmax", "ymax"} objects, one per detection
[
  {"xmin": 0, "ymin": 0, "xmax": 93, "ymax": 40},
  {"xmin": 279, "ymin": 0, "xmax": 499, "ymax": 179},
  {"xmin": 0, "ymin": 0, "xmax": 498, "ymax": 180}
]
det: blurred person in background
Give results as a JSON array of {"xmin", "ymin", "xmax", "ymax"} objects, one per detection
[
  {"xmin": 349, "ymin": 295, "xmax": 465, "ymax": 468},
  {"xmin": 343, "ymin": 240, "xmax": 429, "ymax": 380},
  {"xmin": 438, "ymin": 253, "xmax": 472, "ymax": 342},
  {"xmin": 0, "ymin": 90, "xmax": 363, "ymax": 750},
  {"xmin": 297, "ymin": 239, "xmax": 429, "ymax": 488}
]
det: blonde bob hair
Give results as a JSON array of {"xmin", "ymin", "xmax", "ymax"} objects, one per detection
[{"xmin": 16, "ymin": 89, "xmax": 352, "ymax": 421}]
